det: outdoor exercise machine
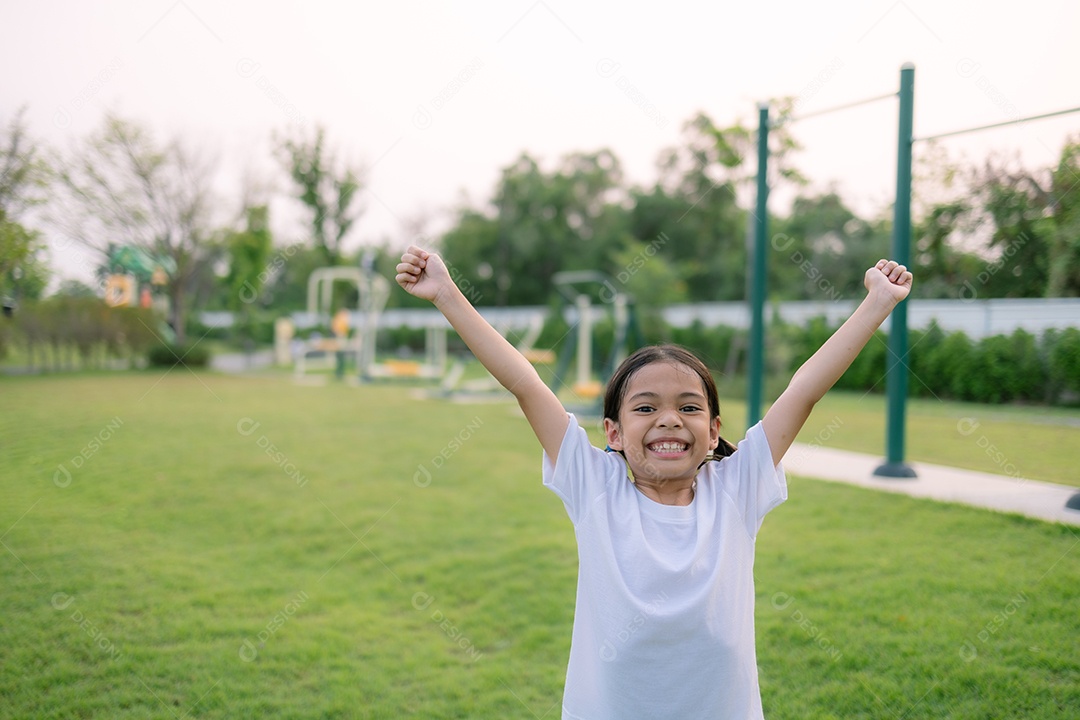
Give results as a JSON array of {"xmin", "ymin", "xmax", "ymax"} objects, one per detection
[
  {"xmin": 289, "ymin": 266, "xmax": 386, "ymax": 382},
  {"xmin": 434, "ymin": 310, "xmax": 552, "ymax": 401},
  {"xmin": 548, "ymin": 271, "xmax": 643, "ymax": 416},
  {"xmin": 286, "ymin": 266, "xmax": 448, "ymax": 384}
]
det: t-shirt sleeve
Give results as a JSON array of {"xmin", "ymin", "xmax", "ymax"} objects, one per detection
[
  {"xmin": 713, "ymin": 420, "xmax": 787, "ymax": 539},
  {"xmin": 542, "ymin": 413, "xmax": 617, "ymax": 525}
]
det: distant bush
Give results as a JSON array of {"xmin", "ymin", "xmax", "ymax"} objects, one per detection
[
  {"xmin": 4, "ymin": 297, "xmax": 159, "ymax": 371},
  {"xmin": 1047, "ymin": 327, "xmax": 1080, "ymax": 402},
  {"xmin": 377, "ymin": 326, "xmax": 427, "ymax": 354},
  {"xmin": 785, "ymin": 318, "xmax": 1077, "ymax": 406},
  {"xmin": 669, "ymin": 321, "xmax": 744, "ymax": 374},
  {"xmin": 377, "ymin": 316, "xmax": 1080, "ymax": 406},
  {"xmin": 147, "ymin": 342, "xmax": 211, "ymax": 368}
]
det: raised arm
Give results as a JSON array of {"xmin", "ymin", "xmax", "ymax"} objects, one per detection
[
  {"xmin": 396, "ymin": 246, "xmax": 569, "ymax": 462},
  {"xmin": 762, "ymin": 259, "xmax": 913, "ymax": 466}
]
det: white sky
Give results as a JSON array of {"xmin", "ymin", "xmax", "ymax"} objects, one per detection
[{"xmin": 3, "ymin": 0, "xmax": 1078, "ymax": 286}]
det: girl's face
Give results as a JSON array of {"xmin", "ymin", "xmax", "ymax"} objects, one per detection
[{"xmin": 603, "ymin": 361, "xmax": 721, "ymax": 485}]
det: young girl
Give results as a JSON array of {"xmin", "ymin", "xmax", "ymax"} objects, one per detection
[{"xmin": 396, "ymin": 246, "xmax": 913, "ymax": 719}]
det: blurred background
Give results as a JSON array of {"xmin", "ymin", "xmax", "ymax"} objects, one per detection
[{"xmin": 3, "ymin": 0, "xmax": 1079, "ymax": 400}]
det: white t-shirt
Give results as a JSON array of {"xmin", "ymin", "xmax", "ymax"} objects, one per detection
[{"xmin": 543, "ymin": 414, "xmax": 787, "ymax": 720}]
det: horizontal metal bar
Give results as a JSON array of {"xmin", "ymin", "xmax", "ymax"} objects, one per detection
[
  {"xmin": 916, "ymin": 106, "xmax": 1080, "ymax": 142},
  {"xmin": 771, "ymin": 92, "xmax": 898, "ymax": 126}
]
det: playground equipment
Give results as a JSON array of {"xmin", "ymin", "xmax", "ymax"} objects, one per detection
[
  {"xmin": 365, "ymin": 324, "xmax": 447, "ymax": 381},
  {"xmin": 292, "ymin": 267, "xmax": 378, "ymax": 383},
  {"xmin": 100, "ymin": 244, "xmax": 173, "ymax": 311},
  {"xmin": 288, "ymin": 266, "xmax": 447, "ymax": 384},
  {"xmin": 434, "ymin": 309, "xmax": 552, "ymax": 401},
  {"xmin": 548, "ymin": 271, "xmax": 643, "ymax": 415}
]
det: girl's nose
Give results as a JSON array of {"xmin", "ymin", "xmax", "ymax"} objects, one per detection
[{"xmin": 656, "ymin": 407, "xmax": 682, "ymax": 427}]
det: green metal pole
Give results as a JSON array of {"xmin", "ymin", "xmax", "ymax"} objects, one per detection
[
  {"xmin": 748, "ymin": 102, "xmax": 769, "ymax": 428},
  {"xmin": 874, "ymin": 64, "xmax": 917, "ymax": 478}
]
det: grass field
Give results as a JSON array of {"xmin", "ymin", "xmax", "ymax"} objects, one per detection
[
  {"xmin": 2, "ymin": 371, "xmax": 1078, "ymax": 718},
  {"xmin": 466, "ymin": 357, "xmax": 1080, "ymax": 487},
  {"xmin": 766, "ymin": 391, "xmax": 1078, "ymax": 488}
]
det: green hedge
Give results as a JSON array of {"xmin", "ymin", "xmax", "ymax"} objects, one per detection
[
  {"xmin": 147, "ymin": 342, "xmax": 211, "ymax": 368},
  {"xmin": 378, "ymin": 316, "xmax": 1080, "ymax": 407},
  {"xmin": 782, "ymin": 319, "xmax": 1079, "ymax": 406}
]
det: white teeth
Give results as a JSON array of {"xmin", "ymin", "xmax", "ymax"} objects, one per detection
[{"xmin": 649, "ymin": 442, "xmax": 687, "ymax": 453}]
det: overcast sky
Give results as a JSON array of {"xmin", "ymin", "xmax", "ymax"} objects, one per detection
[{"xmin": 3, "ymin": 0, "xmax": 1078, "ymax": 286}]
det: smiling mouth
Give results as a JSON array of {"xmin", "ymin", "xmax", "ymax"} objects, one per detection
[{"xmin": 647, "ymin": 442, "xmax": 689, "ymax": 455}]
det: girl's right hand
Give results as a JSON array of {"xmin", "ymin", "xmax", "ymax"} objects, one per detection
[{"xmin": 396, "ymin": 246, "xmax": 453, "ymax": 304}]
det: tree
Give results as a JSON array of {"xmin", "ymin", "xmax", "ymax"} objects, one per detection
[
  {"xmin": 1043, "ymin": 140, "xmax": 1080, "ymax": 297},
  {"xmin": 52, "ymin": 116, "xmax": 219, "ymax": 343},
  {"xmin": 222, "ymin": 205, "xmax": 272, "ymax": 308},
  {"xmin": 441, "ymin": 150, "xmax": 628, "ymax": 306},
  {"xmin": 943, "ymin": 138, "xmax": 1080, "ymax": 300},
  {"xmin": 276, "ymin": 125, "xmax": 364, "ymax": 267},
  {"xmin": 770, "ymin": 192, "xmax": 890, "ymax": 300},
  {"xmin": 631, "ymin": 111, "xmax": 797, "ymax": 302},
  {"xmin": 0, "ymin": 108, "xmax": 51, "ymax": 312},
  {"xmin": 218, "ymin": 204, "xmax": 273, "ymax": 344}
]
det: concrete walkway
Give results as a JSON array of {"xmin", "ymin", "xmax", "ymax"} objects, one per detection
[
  {"xmin": 782, "ymin": 443, "xmax": 1080, "ymax": 526},
  {"xmin": 210, "ymin": 350, "xmax": 276, "ymax": 374}
]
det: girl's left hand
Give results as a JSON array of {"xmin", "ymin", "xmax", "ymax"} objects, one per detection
[{"xmin": 865, "ymin": 259, "xmax": 913, "ymax": 304}]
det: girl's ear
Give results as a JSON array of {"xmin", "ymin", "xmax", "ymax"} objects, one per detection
[
  {"xmin": 709, "ymin": 416, "xmax": 721, "ymax": 450},
  {"xmin": 603, "ymin": 418, "xmax": 623, "ymax": 451}
]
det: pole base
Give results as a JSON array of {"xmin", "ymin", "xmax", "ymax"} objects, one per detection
[
  {"xmin": 873, "ymin": 462, "xmax": 917, "ymax": 479},
  {"xmin": 1066, "ymin": 493, "xmax": 1080, "ymax": 511}
]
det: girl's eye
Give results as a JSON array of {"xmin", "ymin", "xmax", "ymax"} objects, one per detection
[
  {"xmin": 681, "ymin": 405, "xmax": 702, "ymax": 413},
  {"xmin": 634, "ymin": 406, "xmax": 655, "ymax": 413}
]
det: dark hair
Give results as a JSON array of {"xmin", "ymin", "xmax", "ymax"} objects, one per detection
[{"xmin": 603, "ymin": 344, "xmax": 737, "ymax": 458}]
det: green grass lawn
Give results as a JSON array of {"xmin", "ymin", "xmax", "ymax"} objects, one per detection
[
  {"xmin": 2, "ymin": 372, "xmax": 1078, "ymax": 718},
  {"xmin": 728, "ymin": 390, "xmax": 1080, "ymax": 488},
  {"xmin": 458, "ymin": 358, "xmax": 1080, "ymax": 487}
]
